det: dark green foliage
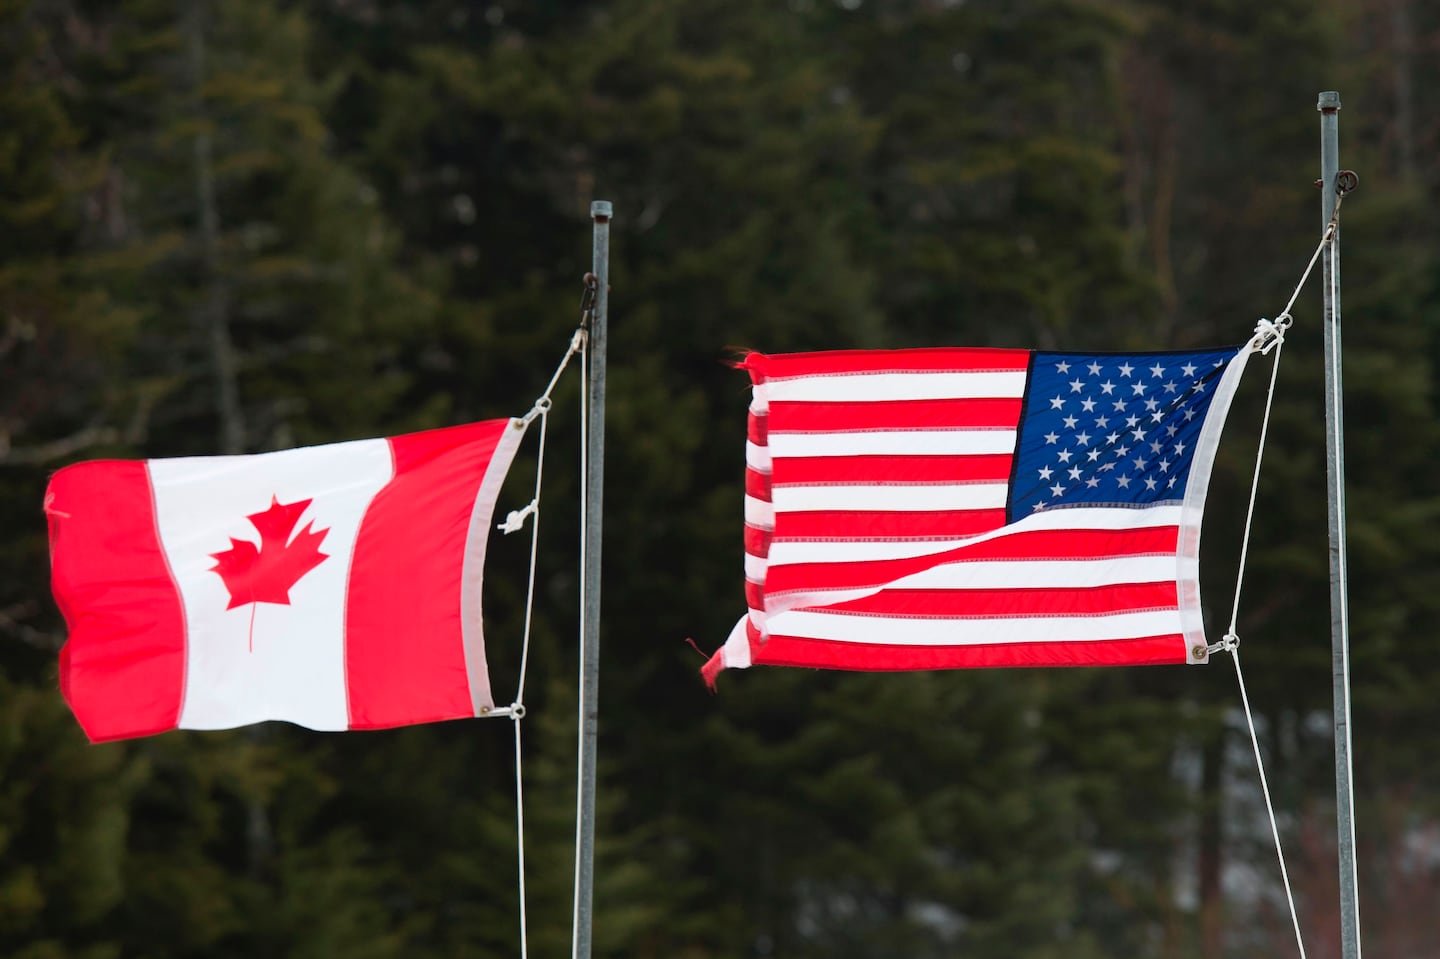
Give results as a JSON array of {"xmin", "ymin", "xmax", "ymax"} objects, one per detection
[{"xmin": 3, "ymin": 0, "xmax": 1439, "ymax": 956}]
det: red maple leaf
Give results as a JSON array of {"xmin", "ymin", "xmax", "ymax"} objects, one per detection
[{"xmin": 210, "ymin": 496, "xmax": 330, "ymax": 649}]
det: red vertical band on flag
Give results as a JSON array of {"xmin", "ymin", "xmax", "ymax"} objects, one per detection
[
  {"xmin": 344, "ymin": 420, "xmax": 510, "ymax": 729},
  {"xmin": 49, "ymin": 462, "xmax": 187, "ymax": 743}
]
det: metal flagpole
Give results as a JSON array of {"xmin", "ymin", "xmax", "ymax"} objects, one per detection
[
  {"xmin": 575, "ymin": 200, "xmax": 611, "ymax": 959},
  {"xmin": 1318, "ymin": 90, "xmax": 1362, "ymax": 959}
]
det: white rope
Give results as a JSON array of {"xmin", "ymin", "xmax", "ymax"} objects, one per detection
[
  {"xmin": 571, "ymin": 329, "xmax": 590, "ymax": 959},
  {"xmin": 512, "ymin": 706, "xmax": 530, "ymax": 959},
  {"xmin": 482, "ymin": 328, "xmax": 585, "ymax": 959},
  {"xmin": 1210, "ymin": 217, "xmax": 1349, "ymax": 959},
  {"xmin": 1222, "ymin": 636, "xmax": 1308, "ymax": 959}
]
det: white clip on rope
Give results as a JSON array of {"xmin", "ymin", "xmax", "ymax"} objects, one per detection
[
  {"xmin": 1251, "ymin": 314, "xmax": 1292, "ymax": 356},
  {"xmin": 521, "ymin": 395, "xmax": 553, "ymax": 428},
  {"xmin": 499, "ymin": 501, "xmax": 538, "ymax": 534},
  {"xmin": 1207, "ymin": 631, "xmax": 1240, "ymax": 657}
]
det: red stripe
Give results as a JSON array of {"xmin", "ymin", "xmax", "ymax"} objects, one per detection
[
  {"xmin": 772, "ymin": 454, "xmax": 1013, "ymax": 486},
  {"xmin": 748, "ymin": 412, "xmax": 767, "ymax": 445},
  {"xmin": 745, "ymin": 468, "xmax": 771, "ymax": 500},
  {"xmin": 766, "ymin": 526, "xmax": 1179, "ymax": 595},
  {"xmin": 744, "ymin": 524, "xmax": 773, "ymax": 557},
  {"xmin": 820, "ymin": 582, "xmax": 1177, "ymax": 618},
  {"xmin": 48, "ymin": 462, "xmax": 187, "ymax": 743},
  {"xmin": 753, "ymin": 633, "xmax": 1187, "ymax": 669},
  {"xmin": 768, "ymin": 398, "xmax": 1023, "ymax": 432},
  {"xmin": 744, "ymin": 579, "xmax": 766, "ymax": 610},
  {"xmin": 746, "ymin": 348, "xmax": 1032, "ymax": 378},
  {"xmin": 346, "ymin": 420, "xmax": 510, "ymax": 729},
  {"xmin": 775, "ymin": 509, "xmax": 1007, "ymax": 540}
]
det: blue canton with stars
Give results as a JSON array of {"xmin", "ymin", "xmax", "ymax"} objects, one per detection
[{"xmin": 1007, "ymin": 348, "xmax": 1242, "ymax": 522}]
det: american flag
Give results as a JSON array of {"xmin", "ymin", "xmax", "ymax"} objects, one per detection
[{"xmin": 703, "ymin": 344, "xmax": 1253, "ymax": 683}]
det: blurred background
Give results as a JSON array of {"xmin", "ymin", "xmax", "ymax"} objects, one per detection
[{"xmin": 3, "ymin": 1, "xmax": 1438, "ymax": 956}]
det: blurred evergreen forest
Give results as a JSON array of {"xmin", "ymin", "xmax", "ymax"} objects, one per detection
[{"xmin": 3, "ymin": 1, "xmax": 1439, "ymax": 956}]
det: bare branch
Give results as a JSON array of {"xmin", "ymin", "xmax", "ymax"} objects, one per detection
[
  {"xmin": 0, "ymin": 425, "xmax": 120, "ymax": 465},
  {"xmin": 0, "ymin": 602, "xmax": 63, "ymax": 653}
]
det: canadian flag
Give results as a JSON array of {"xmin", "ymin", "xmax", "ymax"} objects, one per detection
[{"xmin": 47, "ymin": 419, "xmax": 526, "ymax": 743}]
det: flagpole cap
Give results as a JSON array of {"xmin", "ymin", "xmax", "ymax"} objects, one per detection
[
  {"xmin": 1317, "ymin": 91, "xmax": 1341, "ymax": 112},
  {"xmin": 590, "ymin": 200, "xmax": 612, "ymax": 221}
]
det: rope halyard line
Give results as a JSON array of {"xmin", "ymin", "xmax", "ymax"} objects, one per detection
[
  {"xmin": 514, "ymin": 712, "xmax": 529, "ymax": 959},
  {"xmin": 571, "ymin": 326, "xmax": 590, "ymax": 959},
  {"xmin": 1229, "ymin": 639, "xmax": 1308, "ymax": 959},
  {"xmin": 486, "ymin": 310, "xmax": 589, "ymax": 959},
  {"xmin": 1216, "ymin": 208, "xmax": 1350, "ymax": 959}
]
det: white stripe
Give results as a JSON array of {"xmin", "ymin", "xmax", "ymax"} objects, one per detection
[
  {"xmin": 152, "ymin": 439, "xmax": 394, "ymax": 732},
  {"xmin": 745, "ymin": 552, "xmax": 769, "ymax": 583},
  {"xmin": 745, "ymin": 494, "xmax": 775, "ymax": 529},
  {"xmin": 771, "ymin": 430, "xmax": 1017, "ymax": 458},
  {"xmin": 767, "ymin": 505, "xmax": 1183, "ymax": 563},
  {"xmin": 459, "ymin": 419, "xmax": 527, "ymax": 715},
  {"xmin": 768, "ymin": 607, "xmax": 1182, "ymax": 647},
  {"xmin": 720, "ymin": 615, "xmax": 753, "ymax": 669},
  {"xmin": 773, "ymin": 482, "xmax": 1008, "ymax": 513},
  {"xmin": 1179, "ymin": 348, "xmax": 1250, "ymax": 662},
  {"xmin": 765, "ymin": 370, "xmax": 1028, "ymax": 403},
  {"xmin": 768, "ymin": 555, "xmax": 1180, "ymax": 607},
  {"xmin": 745, "ymin": 440, "xmax": 772, "ymax": 473}
]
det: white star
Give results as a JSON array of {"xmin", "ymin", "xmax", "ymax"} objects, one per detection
[
  {"xmin": 1112, "ymin": 399, "xmax": 1127, "ymax": 412},
  {"xmin": 1125, "ymin": 415, "xmax": 1140, "ymax": 428},
  {"xmin": 1038, "ymin": 465, "xmax": 1054, "ymax": 480},
  {"xmin": 1085, "ymin": 476, "xmax": 1100, "ymax": 489},
  {"xmin": 1143, "ymin": 397, "xmax": 1159, "ymax": 411},
  {"xmin": 1116, "ymin": 475, "xmax": 1131, "ymax": 489},
  {"xmin": 1118, "ymin": 362, "xmax": 1134, "ymax": 377},
  {"xmin": 1080, "ymin": 397, "xmax": 1096, "ymax": 412},
  {"xmin": 1114, "ymin": 444, "xmax": 1130, "ymax": 458},
  {"xmin": 1098, "ymin": 461, "xmax": 1116, "ymax": 472},
  {"xmin": 1145, "ymin": 477, "xmax": 1158, "ymax": 491},
  {"xmin": 1055, "ymin": 361, "xmax": 1071, "ymax": 373},
  {"xmin": 1150, "ymin": 411, "xmax": 1165, "ymax": 424},
  {"xmin": 1032, "ymin": 502, "xmax": 1046, "ymax": 512},
  {"xmin": 1163, "ymin": 380, "xmax": 1178, "ymax": 394},
  {"xmin": 1149, "ymin": 363, "xmax": 1165, "ymax": 378},
  {"xmin": 1182, "ymin": 408, "xmax": 1197, "ymax": 422},
  {"xmin": 1050, "ymin": 483, "xmax": 1066, "ymax": 498},
  {"xmin": 1057, "ymin": 449, "xmax": 1073, "ymax": 464},
  {"xmin": 1149, "ymin": 440, "xmax": 1163, "ymax": 454},
  {"xmin": 1095, "ymin": 416, "xmax": 1109, "ymax": 428},
  {"xmin": 1173, "ymin": 441, "xmax": 1186, "ymax": 456},
  {"xmin": 1044, "ymin": 431, "xmax": 1060, "ymax": 445},
  {"xmin": 1165, "ymin": 425, "xmax": 1178, "ymax": 437},
  {"xmin": 1063, "ymin": 415, "xmax": 1079, "ymax": 429},
  {"xmin": 1075, "ymin": 431, "xmax": 1091, "ymax": 446},
  {"xmin": 1132, "ymin": 382, "xmax": 1147, "ymax": 396},
  {"xmin": 1050, "ymin": 396, "xmax": 1066, "ymax": 410},
  {"xmin": 1087, "ymin": 361, "xmax": 1102, "ymax": 376},
  {"xmin": 1167, "ymin": 476, "xmax": 1178, "ymax": 488},
  {"xmin": 1192, "ymin": 380, "xmax": 1207, "ymax": 393},
  {"xmin": 1133, "ymin": 455, "xmax": 1147, "ymax": 470},
  {"xmin": 1067, "ymin": 466, "xmax": 1083, "ymax": 481},
  {"xmin": 1069, "ymin": 378, "xmax": 1085, "ymax": 394},
  {"xmin": 1086, "ymin": 449, "xmax": 1102, "ymax": 462},
  {"xmin": 1099, "ymin": 380, "xmax": 1116, "ymax": 395},
  {"xmin": 1158, "ymin": 458, "xmax": 1170, "ymax": 472},
  {"xmin": 1131, "ymin": 428, "xmax": 1146, "ymax": 442},
  {"xmin": 1181, "ymin": 362, "xmax": 1197, "ymax": 377},
  {"xmin": 1105, "ymin": 431, "xmax": 1119, "ymax": 444}
]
